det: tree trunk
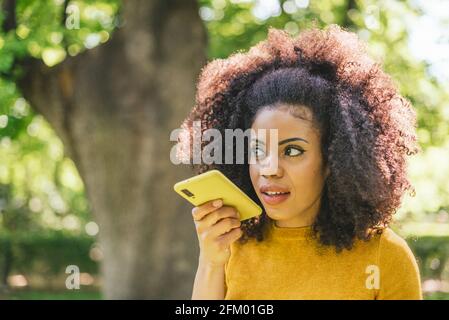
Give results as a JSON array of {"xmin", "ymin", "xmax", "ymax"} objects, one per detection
[{"xmin": 19, "ymin": 0, "xmax": 207, "ymax": 299}]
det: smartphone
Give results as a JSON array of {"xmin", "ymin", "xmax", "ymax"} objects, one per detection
[{"xmin": 173, "ymin": 169, "xmax": 262, "ymax": 221}]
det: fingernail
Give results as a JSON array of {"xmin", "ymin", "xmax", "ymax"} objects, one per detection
[{"xmin": 213, "ymin": 199, "xmax": 222, "ymax": 207}]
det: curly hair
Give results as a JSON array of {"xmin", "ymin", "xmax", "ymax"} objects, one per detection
[{"xmin": 178, "ymin": 24, "xmax": 419, "ymax": 252}]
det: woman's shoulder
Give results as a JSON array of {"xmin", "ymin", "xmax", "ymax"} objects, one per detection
[
  {"xmin": 376, "ymin": 227, "xmax": 415, "ymax": 258},
  {"xmin": 374, "ymin": 227, "xmax": 423, "ymax": 299},
  {"xmin": 355, "ymin": 227, "xmax": 410, "ymax": 251},
  {"xmin": 352, "ymin": 227, "xmax": 422, "ymax": 299},
  {"xmin": 348, "ymin": 227, "xmax": 417, "ymax": 266},
  {"xmin": 374, "ymin": 227, "xmax": 421, "ymax": 280}
]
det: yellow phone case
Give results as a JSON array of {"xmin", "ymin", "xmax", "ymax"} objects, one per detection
[{"xmin": 173, "ymin": 169, "xmax": 262, "ymax": 221}]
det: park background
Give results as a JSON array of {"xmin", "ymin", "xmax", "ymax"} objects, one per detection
[{"xmin": 0, "ymin": 0, "xmax": 448, "ymax": 299}]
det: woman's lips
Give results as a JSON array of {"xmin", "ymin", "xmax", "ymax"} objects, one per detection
[{"xmin": 260, "ymin": 192, "xmax": 290, "ymax": 205}]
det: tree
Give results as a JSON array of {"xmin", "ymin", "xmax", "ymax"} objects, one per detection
[{"xmin": 3, "ymin": 0, "xmax": 207, "ymax": 299}]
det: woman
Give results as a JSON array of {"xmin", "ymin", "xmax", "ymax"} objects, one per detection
[{"xmin": 179, "ymin": 24, "xmax": 422, "ymax": 300}]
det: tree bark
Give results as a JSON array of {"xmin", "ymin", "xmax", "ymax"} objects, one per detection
[{"xmin": 19, "ymin": 0, "xmax": 207, "ymax": 299}]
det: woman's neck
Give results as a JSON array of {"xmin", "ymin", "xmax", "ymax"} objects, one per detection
[{"xmin": 273, "ymin": 193, "xmax": 321, "ymax": 228}]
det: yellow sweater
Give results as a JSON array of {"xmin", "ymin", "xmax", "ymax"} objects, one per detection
[{"xmin": 224, "ymin": 220, "xmax": 422, "ymax": 300}]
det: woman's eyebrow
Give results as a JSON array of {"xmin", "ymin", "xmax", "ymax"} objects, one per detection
[
  {"xmin": 250, "ymin": 137, "xmax": 309, "ymax": 145},
  {"xmin": 279, "ymin": 137, "xmax": 309, "ymax": 145}
]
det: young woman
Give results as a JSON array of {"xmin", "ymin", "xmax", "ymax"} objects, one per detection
[{"xmin": 179, "ymin": 25, "xmax": 422, "ymax": 300}]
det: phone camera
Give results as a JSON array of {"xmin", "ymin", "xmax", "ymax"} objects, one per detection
[{"xmin": 181, "ymin": 189, "xmax": 195, "ymax": 197}]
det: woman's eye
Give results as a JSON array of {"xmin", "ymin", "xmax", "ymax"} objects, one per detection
[
  {"xmin": 284, "ymin": 146, "xmax": 304, "ymax": 157},
  {"xmin": 250, "ymin": 146, "xmax": 265, "ymax": 159}
]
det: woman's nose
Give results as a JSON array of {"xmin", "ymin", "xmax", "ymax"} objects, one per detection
[
  {"xmin": 260, "ymin": 154, "xmax": 283, "ymax": 177},
  {"xmin": 261, "ymin": 167, "xmax": 283, "ymax": 179}
]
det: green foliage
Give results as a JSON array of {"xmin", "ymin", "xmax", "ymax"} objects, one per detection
[
  {"xmin": 0, "ymin": 0, "xmax": 120, "ymax": 111},
  {"xmin": 0, "ymin": 230, "xmax": 97, "ymax": 276},
  {"xmin": 199, "ymin": 0, "xmax": 358, "ymax": 59},
  {"xmin": 0, "ymin": 115, "xmax": 91, "ymax": 235},
  {"xmin": 1, "ymin": 0, "xmax": 116, "ymax": 240},
  {"xmin": 407, "ymin": 236, "xmax": 449, "ymax": 281}
]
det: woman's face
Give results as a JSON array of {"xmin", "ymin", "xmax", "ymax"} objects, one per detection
[{"xmin": 249, "ymin": 104, "xmax": 329, "ymax": 228}]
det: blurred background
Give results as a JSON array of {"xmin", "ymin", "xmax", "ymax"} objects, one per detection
[{"xmin": 0, "ymin": 0, "xmax": 448, "ymax": 300}]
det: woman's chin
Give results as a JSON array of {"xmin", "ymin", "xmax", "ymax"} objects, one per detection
[{"xmin": 265, "ymin": 209, "xmax": 289, "ymax": 221}]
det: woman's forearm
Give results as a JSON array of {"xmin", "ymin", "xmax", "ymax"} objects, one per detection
[{"xmin": 191, "ymin": 259, "xmax": 226, "ymax": 300}]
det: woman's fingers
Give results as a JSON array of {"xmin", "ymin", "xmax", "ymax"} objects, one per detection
[
  {"xmin": 207, "ymin": 217, "xmax": 241, "ymax": 238},
  {"xmin": 217, "ymin": 227, "xmax": 244, "ymax": 247},
  {"xmin": 191, "ymin": 200, "xmax": 243, "ymax": 267},
  {"xmin": 191, "ymin": 199, "xmax": 223, "ymax": 221},
  {"xmin": 200, "ymin": 206, "xmax": 239, "ymax": 228}
]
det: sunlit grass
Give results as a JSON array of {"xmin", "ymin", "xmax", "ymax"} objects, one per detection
[
  {"xmin": 5, "ymin": 289, "xmax": 102, "ymax": 300},
  {"xmin": 424, "ymin": 292, "xmax": 449, "ymax": 300}
]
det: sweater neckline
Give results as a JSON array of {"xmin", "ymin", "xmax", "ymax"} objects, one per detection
[{"xmin": 267, "ymin": 219, "xmax": 313, "ymax": 240}]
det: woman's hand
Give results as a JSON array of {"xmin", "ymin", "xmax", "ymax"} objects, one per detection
[{"xmin": 192, "ymin": 199, "xmax": 243, "ymax": 267}]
